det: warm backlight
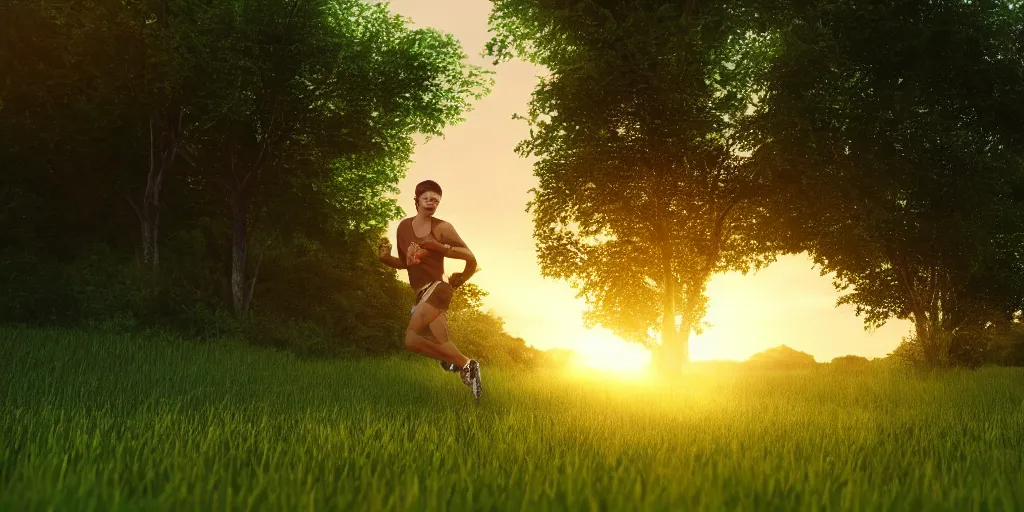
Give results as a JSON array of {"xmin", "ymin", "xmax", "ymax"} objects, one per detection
[{"xmin": 572, "ymin": 332, "xmax": 652, "ymax": 374}]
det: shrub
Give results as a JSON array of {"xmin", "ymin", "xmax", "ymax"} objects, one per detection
[
  {"xmin": 830, "ymin": 354, "xmax": 871, "ymax": 370},
  {"xmin": 746, "ymin": 345, "xmax": 817, "ymax": 370},
  {"xmin": 889, "ymin": 329, "xmax": 990, "ymax": 369}
]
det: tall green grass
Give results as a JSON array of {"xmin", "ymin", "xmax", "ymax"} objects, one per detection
[{"xmin": 2, "ymin": 326, "xmax": 1023, "ymax": 511}]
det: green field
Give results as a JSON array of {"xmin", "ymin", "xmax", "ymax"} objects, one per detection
[{"xmin": 2, "ymin": 327, "xmax": 1023, "ymax": 511}]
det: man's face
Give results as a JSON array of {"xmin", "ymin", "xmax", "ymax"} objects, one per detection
[{"xmin": 417, "ymin": 191, "xmax": 441, "ymax": 215}]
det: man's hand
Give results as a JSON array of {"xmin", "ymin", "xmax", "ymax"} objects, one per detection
[
  {"xmin": 449, "ymin": 272, "xmax": 467, "ymax": 289},
  {"xmin": 449, "ymin": 268, "xmax": 480, "ymax": 289},
  {"xmin": 377, "ymin": 237, "xmax": 392, "ymax": 259},
  {"xmin": 406, "ymin": 241, "xmax": 429, "ymax": 265},
  {"xmin": 378, "ymin": 236, "xmax": 408, "ymax": 270}
]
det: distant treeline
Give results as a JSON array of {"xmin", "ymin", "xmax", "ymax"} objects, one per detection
[{"xmin": 5, "ymin": 0, "xmax": 1024, "ymax": 369}]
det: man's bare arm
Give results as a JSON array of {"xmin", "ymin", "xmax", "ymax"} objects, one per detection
[
  {"xmin": 377, "ymin": 237, "xmax": 407, "ymax": 269},
  {"xmin": 379, "ymin": 254, "xmax": 406, "ymax": 269},
  {"xmin": 420, "ymin": 238, "xmax": 475, "ymax": 262},
  {"xmin": 436, "ymin": 223, "xmax": 477, "ymax": 285}
]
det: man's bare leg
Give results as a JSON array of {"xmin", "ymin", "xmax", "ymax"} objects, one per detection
[
  {"xmin": 419, "ymin": 316, "xmax": 465, "ymax": 371},
  {"xmin": 425, "ymin": 312, "xmax": 470, "ymax": 368},
  {"xmin": 405, "ymin": 302, "xmax": 470, "ymax": 368}
]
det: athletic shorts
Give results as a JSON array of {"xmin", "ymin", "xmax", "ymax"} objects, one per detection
[
  {"xmin": 412, "ymin": 281, "xmax": 454, "ymax": 314},
  {"xmin": 410, "ymin": 281, "xmax": 454, "ymax": 338}
]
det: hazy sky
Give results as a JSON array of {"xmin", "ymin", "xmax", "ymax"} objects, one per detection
[{"xmin": 382, "ymin": 0, "xmax": 912, "ymax": 364}]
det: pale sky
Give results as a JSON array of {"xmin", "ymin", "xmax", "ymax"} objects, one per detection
[{"xmin": 382, "ymin": 0, "xmax": 912, "ymax": 364}]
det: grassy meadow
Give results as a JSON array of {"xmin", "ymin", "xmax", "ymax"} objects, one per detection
[{"xmin": 2, "ymin": 326, "xmax": 1024, "ymax": 511}]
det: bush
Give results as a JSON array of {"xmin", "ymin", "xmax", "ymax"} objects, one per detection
[
  {"xmin": 0, "ymin": 252, "xmax": 76, "ymax": 325},
  {"xmin": 0, "ymin": 245, "xmax": 153, "ymax": 327},
  {"xmin": 889, "ymin": 329, "xmax": 989, "ymax": 369},
  {"xmin": 0, "ymin": 232, "xmax": 547, "ymax": 366},
  {"xmin": 983, "ymin": 322, "xmax": 1024, "ymax": 366},
  {"xmin": 445, "ymin": 284, "xmax": 543, "ymax": 369},
  {"xmin": 746, "ymin": 345, "xmax": 817, "ymax": 370},
  {"xmin": 246, "ymin": 236, "xmax": 411, "ymax": 357},
  {"xmin": 830, "ymin": 354, "xmax": 871, "ymax": 367},
  {"xmin": 888, "ymin": 335, "xmax": 925, "ymax": 368},
  {"xmin": 0, "ymin": 232, "xmax": 412, "ymax": 357}
]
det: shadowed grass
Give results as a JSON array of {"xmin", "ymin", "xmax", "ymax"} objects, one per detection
[{"xmin": 2, "ymin": 326, "xmax": 1023, "ymax": 511}]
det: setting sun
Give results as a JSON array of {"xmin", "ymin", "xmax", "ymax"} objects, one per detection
[{"xmin": 572, "ymin": 329, "xmax": 652, "ymax": 373}]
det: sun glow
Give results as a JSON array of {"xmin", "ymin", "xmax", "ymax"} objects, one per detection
[{"xmin": 572, "ymin": 330, "xmax": 652, "ymax": 374}]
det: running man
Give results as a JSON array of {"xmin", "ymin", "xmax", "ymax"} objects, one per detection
[{"xmin": 377, "ymin": 180, "xmax": 482, "ymax": 401}]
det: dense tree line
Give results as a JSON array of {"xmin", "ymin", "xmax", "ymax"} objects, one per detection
[
  {"xmin": 5, "ymin": 0, "xmax": 1022, "ymax": 370},
  {"xmin": 0, "ymin": 0, "xmax": 541, "ymax": 363},
  {"xmin": 488, "ymin": 0, "xmax": 1024, "ymax": 370}
]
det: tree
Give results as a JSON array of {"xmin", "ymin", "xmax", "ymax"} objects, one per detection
[
  {"xmin": 0, "ymin": 0, "xmax": 209, "ymax": 276},
  {"xmin": 745, "ymin": 0, "xmax": 1024, "ymax": 366},
  {"xmin": 0, "ymin": 0, "xmax": 143, "ymax": 258},
  {"xmin": 449, "ymin": 282, "xmax": 488, "ymax": 315},
  {"xmin": 130, "ymin": 0, "xmax": 194, "ymax": 273},
  {"xmin": 488, "ymin": 0, "xmax": 777, "ymax": 372},
  {"xmin": 188, "ymin": 0, "xmax": 491, "ymax": 316},
  {"xmin": 0, "ymin": 0, "xmax": 492, "ymax": 355}
]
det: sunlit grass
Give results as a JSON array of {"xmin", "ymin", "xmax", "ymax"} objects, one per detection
[{"xmin": 2, "ymin": 326, "xmax": 1024, "ymax": 511}]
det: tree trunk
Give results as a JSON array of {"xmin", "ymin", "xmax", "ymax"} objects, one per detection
[
  {"xmin": 660, "ymin": 262, "xmax": 683, "ymax": 374},
  {"xmin": 678, "ymin": 328, "xmax": 690, "ymax": 367},
  {"xmin": 911, "ymin": 303, "xmax": 953, "ymax": 367},
  {"xmin": 141, "ymin": 153, "xmax": 164, "ymax": 271},
  {"xmin": 138, "ymin": 2, "xmax": 177, "ymax": 273},
  {"xmin": 678, "ymin": 287, "xmax": 701, "ymax": 366},
  {"xmin": 246, "ymin": 247, "xmax": 265, "ymax": 315},
  {"xmin": 231, "ymin": 189, "xmax": 249, "ymax": 316},
  {"xmin": 139, "ymin": 110, "xmax": 179, "ymax": 273}
]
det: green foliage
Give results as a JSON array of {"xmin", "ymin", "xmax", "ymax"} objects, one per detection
[
  {"xmin": 744, "ymin": 0, "xmax": 1024, "ymax": 366},
  {"xmin": 487, "ymin": 0, "xmax": 780, "ymax": 369},
  {"xmin": 0, "ymin": 241, "xmax": 238, "ymax": 338},
  {"xmin": 0, "ymin": 253, "xmax": 76, "ymax": 325},
  {"xmin": 985, "ymin": 322, "xmax": 1024, "ymax": 366},
  {"xmin": 830, "ymin": 355, "xmax": 871, "ymax": 369},
  {"xmin": 5, "ymin": 326, "xmax": 1024, "ymax": 510},
  {"xmin": 0, "ymin": 245, "xmax": 146, "ymax": 327},
  {"xmin": 490, "ymin": 0, "xmax": 1024, "ymax": 371},
  {"xmin": 176, "ymin": 0, "xmax": 492, "ymax": 314},
  {"xmin": 891, "ymin": 322, "xmax": 1024, "ymax": 369},
  {"xmin": 0, "ymin": 0, "xmax": 491, "ymax": 355},
  {"xmin": 449, "ymin": 282, "xmax": 488, "ymax": 314},
  {"xmin": 246, "ymin": 232, "xmax": 412, "ymax": 357}
]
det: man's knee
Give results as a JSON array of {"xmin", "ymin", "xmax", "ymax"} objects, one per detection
[
  {"xmin": 404, "ymin": 330, "xmax": 419, "ymax": 351},
  {"xmin": 406, "ymin": 329, "xmax": 435, "ymax": 352}
]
